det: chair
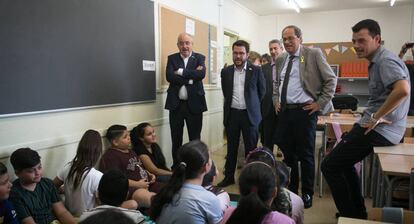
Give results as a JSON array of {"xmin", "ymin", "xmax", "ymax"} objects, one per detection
[{"xmin": 368, "ymin": 207, "xmax": 414, "ymax": 224}]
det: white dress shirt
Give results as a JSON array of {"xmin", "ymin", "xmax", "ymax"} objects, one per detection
[
  {"xmin": 231, "ymin": 62, "xmax": 247, "ymax": 109},
  {"xmin": 177, "ymin": 53, "xmax": 193, "ymax": 100}
]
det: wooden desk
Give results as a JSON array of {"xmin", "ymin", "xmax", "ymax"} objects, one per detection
[
  {"xmin": 378, "ymin": 154, "xmax": 414, "ymax": 176},
  {"xmin": 318, "ymin": 114, "xmax": 360, "ymax": 126},
  {"xmin": 407, "ymin": 116, "xmax": 414, "ymax": 128},
  {"xmin": 337, "ymin": 217, "xmax": 386, "ymax": 224},
  {"xmin": 376, "ymin": 153, "xmax": 414, "ymax": 210},
  {"xmin": 374, "ymin": 144, "xmax": 414, "ymax": 156},
  {"xmin": 318, "ymin": 115, "xmax": 414, "ymax": 127}
]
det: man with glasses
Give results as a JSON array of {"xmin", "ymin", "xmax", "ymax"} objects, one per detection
[
  {"xmin": 273, "ymin": 25, "xmax": 337, "ymax": 208},
  {"xmin": 218, "ymin": 40, "xmax": 265, "ymax": 187},
  {"xmin": 165, "ymin": 33, "xmax": 207, "ymax": 169}
]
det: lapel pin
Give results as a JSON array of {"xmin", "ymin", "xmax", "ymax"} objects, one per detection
[{"xmin": 300, "ymin": 56, "xmax": 305, "ymax": 63}]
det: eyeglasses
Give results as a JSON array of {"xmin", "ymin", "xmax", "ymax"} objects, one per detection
[
  {"xmin": 177, "ymin": 41, "xmax": 192, "ymax": 46},
  {"xmin": 282, "ymin": 36, "xmax": 298, "ymax": 43}
]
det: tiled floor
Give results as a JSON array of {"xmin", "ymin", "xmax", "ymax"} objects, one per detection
[{"xmin": 211, "ymin": 135, "xmax": 373, "ymax": 224}]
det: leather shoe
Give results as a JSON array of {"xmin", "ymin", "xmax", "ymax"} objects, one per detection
[
  {"xmin": 217, "ymin": 178, "xmax": 235, "ymax": 188},
  {"xmin": 302, "ymin": 194, "xmax": 313, "ymax": 209}
]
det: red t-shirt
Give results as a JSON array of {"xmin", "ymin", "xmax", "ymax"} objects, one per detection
[{"xmin": 100, "ymin": 148, "xmax": 148, "ymax": 181}]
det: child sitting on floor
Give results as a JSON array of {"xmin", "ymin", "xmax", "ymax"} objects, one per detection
[
  {"xmin": 130, "ymin": 122, "xmax": 172, "ymax": 182},
  {"xmin": 99, "ymin": 124, "xmax": 157, "ymax": 208},
  {"xmin": 79, "ymin": 169, "xmax": 145, "ymax": 224},
  {"xmin": 53, "ymin": 129, "xmax": 104, "ymax": 216},
  {"xmin": 0, "ymin": 162, "xmax": 18, "ymax": 224},
  {"xmin": 9, "ymin": 148, "xmax": 76, "ymax": 224},
  {"xmin": 150, "ymin": 140, "xmax": 223, "ymax": 223},
  {"xmin": 246, "ymin": 147, "xmax": 304, "ymax": 224},
  {"xmin": 221, "ymin": 162, "xmax": 294, "ymax": 224},
  {"xmin": 202, "ymin": 160, "xmax": 230, "ymax": 211}
]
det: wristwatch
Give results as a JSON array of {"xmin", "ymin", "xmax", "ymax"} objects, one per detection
[{"xmin": 370, "ymin": 113, "xmax": 380, "ymax": 126}]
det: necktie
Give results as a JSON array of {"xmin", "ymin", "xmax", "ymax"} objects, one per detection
[{"xmin": 280, "ymin": 55, "xmax": 295, "ymax": 111}]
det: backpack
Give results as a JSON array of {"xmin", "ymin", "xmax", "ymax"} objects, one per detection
[{"xmin": 332, "ymin": 95, "xmax": 358, "ymax": 111}]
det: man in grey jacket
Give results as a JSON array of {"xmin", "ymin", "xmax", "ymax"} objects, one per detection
[{"xmin": 273, "ymin": 25, "xmax": 337, "ymax": 208}]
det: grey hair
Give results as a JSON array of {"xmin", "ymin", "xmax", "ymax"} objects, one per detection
[{"xmin": 268, "ymin": 39, "xmax": 282, "ymax": 46}]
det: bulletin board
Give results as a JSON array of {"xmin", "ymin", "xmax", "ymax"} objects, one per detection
[
  {"xmin": 302, "ymin": 42, "xmax": 366, "ymax": 64},
  {"xmin": 159, "ymin": 6, "xmax": 217, "ymax": 86}
]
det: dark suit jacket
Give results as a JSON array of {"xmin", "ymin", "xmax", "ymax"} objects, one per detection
[
  {"xmin": 261, "ymin": 63, "xmax": 274, "ymax": 118},
  {"xmin": 164, "ymin": 52, "xmax": 207, "ymax": 113},
  {"xmin": 221, "ymin": 62, "xmax": 266, "ymax": 128}
]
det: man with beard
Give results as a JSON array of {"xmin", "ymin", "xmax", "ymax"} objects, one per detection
[{"xmin": 218, "ymin": 40, "xmax": 265, "ymax": 187}]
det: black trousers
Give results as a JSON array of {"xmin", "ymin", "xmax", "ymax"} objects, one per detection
[
  {"xmin": 275, "ymin": 108, "xmax": 318, "ymax": 196},
  {"xmin": 321, "ymin": 124, "xmax": 393, "ymax": 219},
  {"xmin": 224, "ymin": 109, "xmax": 259, "ymax": 179},
  {"xmin": 260, "ymin": 111, "xmax": 277, "ymax": 150},
  {"xmin": 169, "ymin": 100, "xmax": 202, "ymax": 168}
]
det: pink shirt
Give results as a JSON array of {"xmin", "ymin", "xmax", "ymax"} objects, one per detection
[
  {"xmin": 288, "ymin": 190, "xmax": 304, "ymax": 224},
  {"xmin": 221, "ymin": 207, "xmax": 295, "ymax": 224}
]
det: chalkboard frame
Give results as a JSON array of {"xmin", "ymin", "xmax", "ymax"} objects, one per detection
[{"xmin": 0, "ymin": 0, "xmax": 156, "ymax": 117}]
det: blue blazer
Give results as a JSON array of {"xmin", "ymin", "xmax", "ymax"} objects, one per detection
[
  {"xmin": 221, "ymin": 62, "xmax": 266, "ymax": 128},
  {"xmin": 164, "ymin": 52, "xmax": 207, "ymax": 113}
]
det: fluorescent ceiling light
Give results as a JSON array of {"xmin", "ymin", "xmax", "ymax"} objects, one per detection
[
  {"xmin": 390, "ymin": 0, "xmax": 396, "ymax": 6},
  {"xmin": 289, "ymin": 0, "xmax": 301, "ymax": 13}
]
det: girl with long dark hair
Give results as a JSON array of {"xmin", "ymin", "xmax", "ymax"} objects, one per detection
[
  {"xmin": 150, "ymin": 140, "xmax": 223, "ymax": 224},
  {"xmin": 246, "ymin": 147, "xmax": 304, "ymax": 224},
  {"xmin": 53, "ymin": 130, "xmax": 103, "ymax": 216},
  {"xmin": 130, "ymin": 123, "xmax": 171, "ymax": 182},
  {"xmin": 222, "ymin": 162, "xmax": 294, "ymax": 224}
]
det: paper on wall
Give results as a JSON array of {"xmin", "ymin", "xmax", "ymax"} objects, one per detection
[
  {"xmin": 142, "ymin": 60, "xmax": 155, "ymax": 71},
  {"xmin": 185, "ymin": 18, "xmax": 195, "ymax": 36}
]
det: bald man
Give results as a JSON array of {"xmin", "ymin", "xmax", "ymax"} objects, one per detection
[{"xmin": 164, "ymin": 33, "xmax": 207, "ymax": 169}]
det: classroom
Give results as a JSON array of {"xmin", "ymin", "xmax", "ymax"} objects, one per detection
[{"xmin": 1, "ymin": 0, "xmax": 414, "ymax": 223}]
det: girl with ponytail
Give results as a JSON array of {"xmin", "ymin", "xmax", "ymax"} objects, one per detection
[
  {"xmin": 222, "ymin": 162, "xmax": 294, "ymax": 224},
  {"xmin": 150, "ymin": 140, "xmax": 223, "ymax": 224}
]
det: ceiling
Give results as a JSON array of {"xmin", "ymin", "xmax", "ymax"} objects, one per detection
[{"xmin": 233, "ymin": 0, "xmax": 414, "ymax": 15}]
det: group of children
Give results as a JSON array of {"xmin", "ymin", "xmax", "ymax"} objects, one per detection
[{"xmin": 0, "ymin": 122, "xmax": 304, "ymax": 224}]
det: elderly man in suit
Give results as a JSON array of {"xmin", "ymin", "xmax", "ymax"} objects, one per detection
[
  {"xmin": 165, "ymin": 33, "xmax": 207, "ymax": 169},
  {"xmin": 218, "ymin": 40, "xmax": 266, "ymax": 187},
  {"xmin": 273, "ymin": 25, "xmax": 337, "ymax": 208}
]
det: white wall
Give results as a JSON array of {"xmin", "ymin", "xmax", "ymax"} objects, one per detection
[
  {"xmin": 256, "ymin": 15, "xmax": 278, "ymax": 54},
  {"xmin": 261, "ymin": 5, "xmax": 414, "ymax": 55},
  {"xmin": 221, "ymin": 0, "xmax": 261, "ymax": 50},
  {"xmin": 0, "ymin": 0, "xmax": 260, "ymax": 178}
]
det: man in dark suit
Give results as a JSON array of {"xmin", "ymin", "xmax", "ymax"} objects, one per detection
[
  {"xmin": 260, "ymin": 39, "xmax": 284, "ymax": 150},
  {"xmin": 217, "ymin": 40, "xmax": 266, "ymax": 187},
  {"xmin": 274, "ymin": 25, "xmax": 337, "ymax": 208},
  {"xmin": 165, "ymin": 33, "xmax": 207, "ymax": 168}
]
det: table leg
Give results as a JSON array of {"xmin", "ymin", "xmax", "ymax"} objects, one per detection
[{"xmin": 319, "ymin": 124, "xmax": 327, "ymax": 198}]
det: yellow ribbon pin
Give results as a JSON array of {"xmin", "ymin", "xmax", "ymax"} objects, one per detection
[{"xmin": 300, "ymin": 56, "xmax": 305, "ymax": 63}]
